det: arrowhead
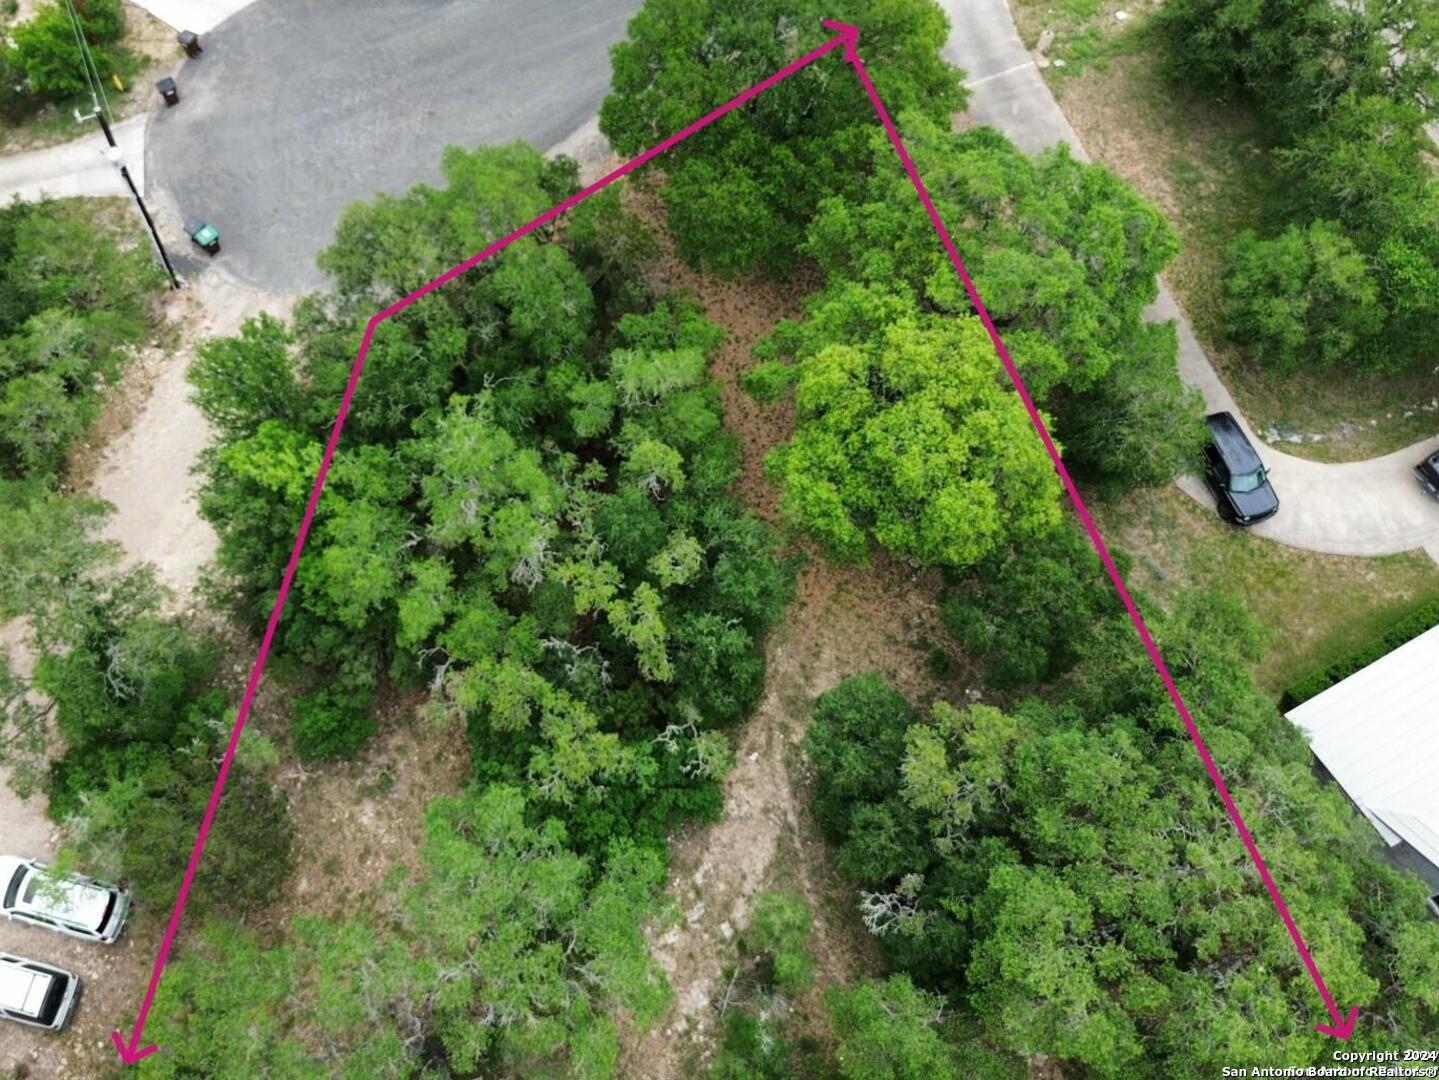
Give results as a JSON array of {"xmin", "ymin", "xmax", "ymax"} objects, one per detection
[
  {"xmin": 111, "ymin": 1029, "xmax": 159, "ymax": 1065},
  {"xmin": 1315, "ymin": 1005, "xmax": 1360, "ymax": 1040},
  {"xmin": 821, "ymin": 19, "xmax": 860, "ymax": 62}
]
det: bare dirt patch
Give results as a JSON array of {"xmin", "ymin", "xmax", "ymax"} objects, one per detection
[
  {"xmin": 625, "ymin": 180, "xmax": 816, "ymax": 519},
  {"xmin": 88, "ymin": 269, "xmax": 298, "ymax": 599},
  {"xmin": 262, "ymin": 701, "xmax": 472, "ymax": 926}
]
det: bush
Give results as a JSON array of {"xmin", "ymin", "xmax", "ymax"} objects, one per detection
[
  {"xmin": 804, "ymin": 674, "xmax": 914, "ymax": 840},
  {"xmin": 0, "ymin": 199, "xmax": 161, "ymax": 482},
  {"xmin": 940, "ymin": 520, "xmax": 1126, "ymax": 690},
  {"xmin": 746, "ymin": 890, "xmax": 815, "ymax": 994},
  {"xmin": 1281, "ymin": 598, "xmax": 1439, "ymax": 709},
  {"xmin": 1224, "ymin": 221, "xmax": 1387, "ymax": 372},
  {"xmin": 291, "ymin": 686, "xmax": 377, "ymax": 761},
  {"xmin": 6, "ymin": 0, "xmax": 126, "ymax": 102}
]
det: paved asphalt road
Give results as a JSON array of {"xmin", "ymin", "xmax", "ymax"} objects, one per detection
[
  {"xmin": 146, "ymin": 0, "xmax": 641, "ymax": 292},
  {"xmin": 940, "ymin": 0, "xmax": 1439, "ymax": 558}
]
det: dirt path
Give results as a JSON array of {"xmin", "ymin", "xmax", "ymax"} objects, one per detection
[
  {"xmin": 88, "ymin": 271, "xmax": 298, "ymax": 599},
  {"xmin": 619, "ymin": 190, "xmax": 973, "ymax": 1077}
]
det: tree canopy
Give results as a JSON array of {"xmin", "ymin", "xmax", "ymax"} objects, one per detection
[
  {"xmin": 600, "ymin": 0, "xmax": 965, "ymax": 277},
  {"xmin": 744, "ymin": 116, "xmax": 1203, "ymax": 567},
  {"xmin": 1158, "ymin": 0, "xmax": 1439, "ymax": 371},
  {"xmin": 192, "ymin": 142, "xmax": 791, "ymax": 854},
  {"xmin": 141, "ymin": 784, "xmax": 670, "ymax": 1079},
  {"xmin": 805, "ymin": 590, "xmax": 1439, "ymax": 1075},
  {"xmin": 4, "ymin": 0, "xmax": 127, "ymax": 103},
  {"xmin": 0, "ymin": 198, "xmax": 160, "ymax": 483}
]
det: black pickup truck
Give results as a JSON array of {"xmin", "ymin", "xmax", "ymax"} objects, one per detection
[{"xmin": 1415, "ymin": 449, "xmax": 1439, "ymax": 498}]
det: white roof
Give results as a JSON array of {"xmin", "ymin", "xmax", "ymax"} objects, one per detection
[
  {"xmin": 0, "ymin": 961, "xmax": 54, "ymax": 1016},
  {"xmin": 1286, "ymin": 624, "xmax": 1439, "ymax": 871}
]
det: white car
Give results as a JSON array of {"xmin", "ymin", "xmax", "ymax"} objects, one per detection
[
  {"xmin": 0, "ymin": 953, "xmax": 79, "ymax": 1031},
  {"xmin": 0, "ymin": 856, "xmax": 131, "ymax": 944}
]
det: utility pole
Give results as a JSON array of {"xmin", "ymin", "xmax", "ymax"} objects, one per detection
[
  {"xmin": 63, "ymin": 0, "xmax": 180, "ymax": 289},
  {"xmin": 87, "ymin": 108, "xmax": 181, "ymax": 290}
]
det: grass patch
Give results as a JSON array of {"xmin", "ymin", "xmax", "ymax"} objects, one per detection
[
  {"xmin": 1097, "ymin": 486, "xmax": 1439, "ymax": 696},
  {"xmin": 1008, "ymin": 5, "xmax": 1439, "ymax": 460},
  {"xmin": 1014, "ymin": 0, "xmax": 1148, "ymax": 78}
]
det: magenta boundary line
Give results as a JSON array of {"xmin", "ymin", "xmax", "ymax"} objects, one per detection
[
  {"xmin": 113, "ymin": 17, "xmax": 1354, "ymax": 1064},
  {"xmin": 822, "ymin": 18, "xmax": 1356, "ymax": 1040},
  {"xmin": 111, "ymin": 28, "xmax": 851, "ymax": 1065}
]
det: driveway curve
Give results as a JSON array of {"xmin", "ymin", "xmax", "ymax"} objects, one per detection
[
  {"xmin": 146, "ymin": 0, "xmax": 640, "ymax": 293},
  {"xmin": 940, "ymin": 0, "xmax": 1439, "ymax": 558}
]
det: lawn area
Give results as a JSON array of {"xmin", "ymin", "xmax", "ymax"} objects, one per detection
[
  {"xmin": 0, "ymin": 1, "xmax": 178, "ymax": 154},
  {"xmin": 1010, "ymin": 0, "xmax": 1439, "ymax": 462},
  {"xmin": 1097, "ymin": 486, "xmax": 1439, "ymax": 697}
]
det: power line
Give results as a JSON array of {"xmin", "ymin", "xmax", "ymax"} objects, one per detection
[
  {"xmin": 61, "ymin": 0, "xmax": 180, "ymax": 289},
  {"xmin": 60, "ymin": 0, "xmax": 110, "ymax": 122}
]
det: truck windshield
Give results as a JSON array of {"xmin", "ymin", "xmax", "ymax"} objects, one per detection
[{"xmin": 1231, "ymin": 468, "xmax": 1266, "ymax": 493}]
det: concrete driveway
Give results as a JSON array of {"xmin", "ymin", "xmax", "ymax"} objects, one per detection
[
  {"xmin": 0, "ymin": 116, "xmax": 146, "ymax": 203},
  {"xmin": 940, "ymin": 0, "xmax": 1439, "ymax": 558},
  {"xmin": 145, "ymin": 0, "xmax": 640, "ymax": 292}
]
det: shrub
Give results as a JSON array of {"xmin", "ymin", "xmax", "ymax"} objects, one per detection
[
  {"xmin": 746, "ymin": 890, "xmax": 815, "ymax": 994},
  {"xmin": 7, "ymin": 0, "xmax": 126, "ymax": 102},
  {"xmin": 291, "ymin": 686, "xmax": 377, "ymax": 761},
  {"xmin": 1224, "ymin": 221, "xmax": 1387, "ymax": 372}
]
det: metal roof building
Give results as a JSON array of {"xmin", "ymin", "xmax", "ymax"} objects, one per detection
[{"xmin": 1285, "ymin": 624, "xmax": 1439, "ymax": 896}]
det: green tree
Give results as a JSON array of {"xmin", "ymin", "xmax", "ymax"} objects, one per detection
[
  {"xmin": 0, "ymin": 490, "xmax": 292, "ymax": 915},
  {"xmin": 761, "ymin": 309, "xmax": 1060, "ymax": 568},
  {"xmin": 192, "ymin": 143, "xmax": 791, "ymax": 857},
  {"xmin": 826, "ymin": 976, "xmax": 962, "ymax": 1079},
  {"xmin": 801, "ymin": 119, "xmax": 1179, "ymax": 398},
  {"xmin": 748, "ymin": 116, "xmax": 1196, "ymax": 550},
  {"xmin": 1224, "ymin": 221, "xmax": 1387, "ymax": 372},
  {"xmin": 5, "ymin": 0, "xmax": 125, "ymax": 102},
  {"xmin": 1156, "ymin": 0, "xmax": 1438, "ymax": 134},
  {"xmin": 940, "ymin": 519, "xmax": 1126, "ymax": 689},
  {"xmin": 1055, "ymin": 321, "xmax": 1207, "ymax": 490},
  {"xmin": 808, "ymin": 583, "xmax": 1439, "ymax": 1074},
  {"xmin": 1276, "ymin": 93, "xmax": 1432, "ymax": 244},
  {"xmin": 0, "ymin": 199, "xmax": 160, "ymax": 482},
  {"xmin": 1159, "ymin": 0, "xmax": 1439, "ymax": 371},
  {"xmin": 600, "ymin": 0, "xmax": 964, "ymax": 276},
  {"xmin": 401, "ymin": 785, "xmax": 670, "ymax": 1076}
]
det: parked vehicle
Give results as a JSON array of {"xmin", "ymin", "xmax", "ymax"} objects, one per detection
[
  {"xmin": 1414, "ymin": 449, "xmax": 1439, "ymax": 498},
  {"xmin": 1202, "ymin": 411, "xmax": 1279, "ymax": 526},
  {"xmin": 0, "ymin": 856, "xmax": 131, "ymax": 944},
  {"xmin": 0, "ymin": 953, "xmax": 79, "ymax": 1032}
]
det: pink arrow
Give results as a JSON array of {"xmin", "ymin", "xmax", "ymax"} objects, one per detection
[
  {"xmin": 109, "ymin": 22, "xmax": 857, "ymax": 1066},
  {"xmin": 822, "ymin": 17, "xmax": 1359, "ymax": 1042}
]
